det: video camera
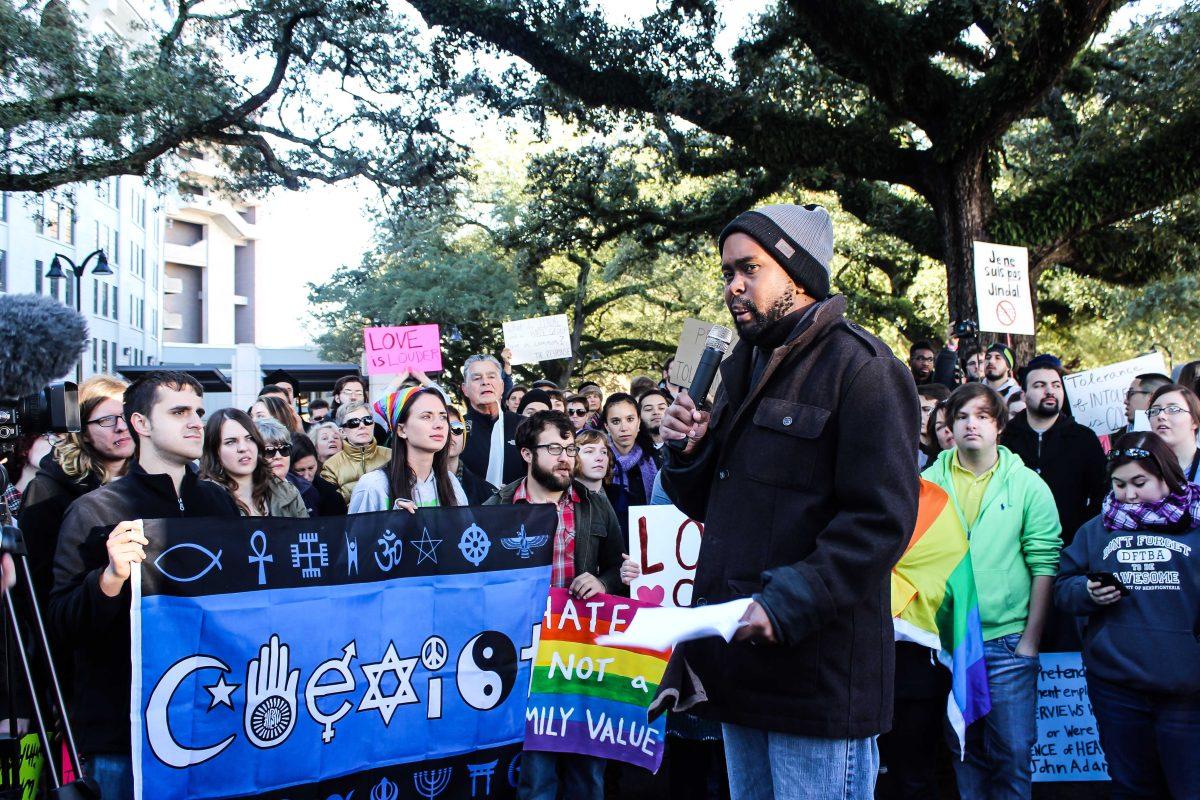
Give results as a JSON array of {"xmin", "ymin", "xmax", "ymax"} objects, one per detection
[
  {"xmin": 952, "ymin": 319, "xmax": 979, "ymax": 340},
  {"xmin": 0, "ymin": 382, "xmax": 79, "ymax": 456}
]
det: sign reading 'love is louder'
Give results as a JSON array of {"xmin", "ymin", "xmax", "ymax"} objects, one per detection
[
  {"xmin": 363, "ymin": 324, "xmax": 443, "ymax": 376},
  {"xmin": 627, "ymin": 505, "xmax": 703, "ymax": 609}
]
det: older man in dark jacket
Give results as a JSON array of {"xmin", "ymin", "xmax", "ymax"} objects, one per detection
[{"xmin": 662, "ymin": 204, "xmax": 920, "ymax": 800}]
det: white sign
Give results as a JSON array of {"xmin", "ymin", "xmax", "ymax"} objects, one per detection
[
  {"xmin": 1063, "ymin": 352, "xmax": 1168, "ymax": 435},
  {"xmin": 627, "ymin": 505, "xmax": 703, "ymax": 608},
  {"xmin": 669, "ymin": 318, "xmax": 738, "ymax": 402},
  {"xmin": 502, "ymin": 314, "xmax": 572, "ymax": 365},
  {"xmin": 974, "ymin": 241, "xmax": 1035, "ymax": 335}
]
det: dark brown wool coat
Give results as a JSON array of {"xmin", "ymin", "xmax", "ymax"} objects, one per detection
[{"xmin": 662, "ymin": 295, "xmax": 920, "ymax": 738}]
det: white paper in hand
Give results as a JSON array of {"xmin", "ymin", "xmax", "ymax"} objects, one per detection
[{"xmin": 596, "ymin": 598, "xmax": 754, "ymax": 651}]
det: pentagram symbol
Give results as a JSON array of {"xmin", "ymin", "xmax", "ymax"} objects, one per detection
[
  {"xmin": 358, "ymin": 642, "xmax": 419, "ymax": 725},
  {"xmin": 421, "ymin": 636, "xmax": 448, "ymax": 670},
  {"xmin": 413, "ymin": 527, "xmax": 442, "ymax": 565},
  {"xmin": 457, "ymin": 524, "xmax": 491, "ymax": 566},
  {"xmin": 250, "ymin": 695, "xmax": 292, "ymax": 743}
]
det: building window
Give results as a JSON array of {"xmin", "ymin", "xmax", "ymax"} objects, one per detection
[
  {"xmin": 91, "ymin": 338, "xmax": 98, "ymax": 374},
  {"xmin": 65, "ymin": 276, "xmax": 74, "ymax": 308},
  {"xmin": 111, "ymin": 286, "xmax": 118, "ymax": 319},
  {"xmin": 102, "ymin": 284, "xmax": 108, "ymax": 316},
  {"xmin": 132, "ymin": 192, "xmax": 146, "ymax": 228},
  {"xmin": 93, "ymin": 280, "xmax": 99, "ymax": 314},
  {"xmin": 0, "ymin": 250, "xmax": 6, "ymax": 292},
  {"xmin": 100, "ymin": 339, "xmax": 108, "ymax": 373},
  {"xmin": 0, "ymin": 192, "xmax": 7, "ymax": 222},
  {"xmin": 151, "ymin": 308, "xmax": 158, "ymax": 337},
  {"xmin": 35, "ymin": 260, "xmax": 43, "ymax": 294},
  {"xmin": 111, "ymin": 341, "xmax": 117, "ymax": 369},
  {"xmin": 40, "ymin": 198, "xmax": 74, "ymax": 243}
]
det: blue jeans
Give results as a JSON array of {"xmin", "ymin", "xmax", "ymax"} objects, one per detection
[
  {"xmin": 517, "ymin": 750, "xmax": 604, "ymax": 800},
  {"xmin": 1088, "ymin": 675, "xmax": 1200, "ymax": 799},
  {"xmin": 722, "ymin": 723, "xmax": 878, "ymax": 800},
  {"xmin": 84, "ymin": 754, "xmax": 132, "ymax": 800},
  {"xmin": 951, "ymin": 633, "xmax": 1039, "ymax": 800}
]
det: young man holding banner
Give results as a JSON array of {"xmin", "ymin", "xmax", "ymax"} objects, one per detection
[
  {"xmin": 49, "ymin": 372, "xmax": 240, "ymax": 800},
  {"xmin": 486, "ymin": 409, "xmax": 629, "ymax": 800}
]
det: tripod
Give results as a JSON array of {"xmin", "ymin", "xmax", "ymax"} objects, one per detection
[{"xmin": 0, "ymin": 465, "xmax": 96, "ymax": 799}]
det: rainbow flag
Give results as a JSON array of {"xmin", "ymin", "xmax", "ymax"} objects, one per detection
[
  {"xmin": 892, "ymin": 479, "xmax": 991, "ymax": 750},
  {"xmin": 525, "ymin": 589, "xmax": 672, "ymax": 772}
]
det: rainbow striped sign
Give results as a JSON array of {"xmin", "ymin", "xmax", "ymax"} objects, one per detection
[{"xmin": 524, "ymin": 590, "xmax": 671, "ymax": 772}]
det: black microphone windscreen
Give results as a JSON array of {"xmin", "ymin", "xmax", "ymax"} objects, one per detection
[{"xmin": 0, "ymin": 294, "xmax": 88, "ymax": 399}]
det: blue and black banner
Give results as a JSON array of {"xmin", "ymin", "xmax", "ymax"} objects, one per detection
[{"xmin": 132, "ymin": 505, "xmax": 556, "ymax": 800}]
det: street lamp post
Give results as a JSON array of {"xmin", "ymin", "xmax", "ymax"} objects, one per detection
[{"xmin": 45, "ymin": 249, "xmax": 111, "ymax": 383}]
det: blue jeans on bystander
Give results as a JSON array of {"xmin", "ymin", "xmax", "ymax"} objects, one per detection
[
  {"xmin": 722, "ymin": 722, "xmax": 878, "ymax": 800},
  {"xmin": 516, "ymin": 750, "xmax": 604, "ymax": 800},
  {"xmin": 951, "ymin": 632, "xmax": 1040, "ymax": 800},
  {"xmin": 1088, "ymin": 674, "xmax": 1200, "ymax": 799}
]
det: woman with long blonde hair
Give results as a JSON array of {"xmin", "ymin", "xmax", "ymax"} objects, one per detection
[{"xmin": 19, "ymin": 375, "xmax": 135, "ymax": 602}]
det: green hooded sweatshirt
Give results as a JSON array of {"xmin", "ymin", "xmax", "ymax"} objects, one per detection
[{"xmin": 922, "ymin": 446, "xmax": 1062, "ymax": 640}]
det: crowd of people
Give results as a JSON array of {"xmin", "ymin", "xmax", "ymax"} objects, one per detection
[{"xmin": 0, "ymin": 200, "xmax": 1197, "ymax": 800}]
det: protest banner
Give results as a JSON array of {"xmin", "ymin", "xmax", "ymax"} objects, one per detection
[
  {"xmin": 132, "ymin": 505, "xmax": 556, "ymax": 800},
  {"xmin": 502, "ymin": 315, "xmax": 572, "ymax": 365},
  {"xmin": 363, "ymin": 324, "xmax": 443, "ymax": 376},
  {"xmin": 627, "ymin": 505, "xmax": 703, "ymax": 608},
  {"xmin": 1031, "ymin": 652, "xmax": 1109, "ymax": 782},
  {"xmin": 524, "ymin": 590, "xmax": 670, "ymax": 773},
  {"xmin": 668, "ymin": 319, "xmax": 738, "ymax": 401},
  {"xmin": 1063, "ymin": 352, "xmax": 1168, "ymax": 435},
  {"xmin": 973, "ymin": 241, "xmax": 1035, "ymax": 336}
]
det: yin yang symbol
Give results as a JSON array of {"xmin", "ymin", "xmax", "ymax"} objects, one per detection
[{"xmin": 455, "ymin": 631, "xmax": 517, "ymax": 710}]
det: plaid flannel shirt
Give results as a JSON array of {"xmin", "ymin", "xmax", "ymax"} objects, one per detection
[{"xmin": 513, "ymin": 479, "xmax": 580, "ymax": 589}]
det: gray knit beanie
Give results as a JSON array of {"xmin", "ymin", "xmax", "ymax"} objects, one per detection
[{"xmin": 718, "ymin": 204, "xmax": 835, "ymax": 299}]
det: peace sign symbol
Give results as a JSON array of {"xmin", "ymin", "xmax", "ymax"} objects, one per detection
[{"xmin": 421, "ymin": 636, "xmax": 448, "ymax": 670}]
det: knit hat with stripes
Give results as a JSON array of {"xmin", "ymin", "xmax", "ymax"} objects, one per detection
[{"xmin": 718, "ymin": 204, "xmax": 835, "ymax": 299}]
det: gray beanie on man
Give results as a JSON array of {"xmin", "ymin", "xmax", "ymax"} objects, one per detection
[{"xmin": 718, "ymin": 204, "xmax": 835, "ymax": 299}]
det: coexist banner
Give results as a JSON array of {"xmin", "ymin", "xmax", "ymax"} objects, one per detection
[{"xmin": 132, "ymin": 505, "xmax": 556, "ymax": 800}]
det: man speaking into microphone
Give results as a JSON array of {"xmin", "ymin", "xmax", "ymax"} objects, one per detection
[{"xmin": 661, "ymin": 204, "xmax": 919, "ymax": 800}]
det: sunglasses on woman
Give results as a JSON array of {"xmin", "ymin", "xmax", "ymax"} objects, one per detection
[
  {"xmin": 341, "ymin": 417, "xmax": 371, "ymax": 429},
  {"xmin": 263, "ymin": 444, "xmax": 292, "ymax": 458},
  {"xmin": 449, "ymin": 422, "xmax": 465, "ymax": 436}
]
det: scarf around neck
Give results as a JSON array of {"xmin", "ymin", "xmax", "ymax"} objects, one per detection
[
  {"xmin": 612, "ymin": 440, "xmax": 656, "ymax": 500},
  {"xmin": 1102, "ymin": 482, "xmax": 1200, "ymax": 532}
]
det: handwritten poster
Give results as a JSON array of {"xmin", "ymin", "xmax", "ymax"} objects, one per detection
[
  {"xmin": 627, "ymin": 505, "xmax": 703, "ymax": 608},
  {"xmin": 524, "ymin": 590, "xmax": 670, "ymax": 772},
  {"xmin": 363, "ymin": 324, "xmax": 443, "ymax": 375},
  {"xmin": 973, "ymin": 242, "xmax": 1035, "ymax": 336},
  {"xmin": 1063, "ymin": 352, "xmax": 1168, "ymax": 435},
  {"xmin": 1031, "ymin": 652, "xmax": 1108, "ymax": 783},
  {"xmin": 668, "ymin": 319, "xmax": 738, "ymax": 402},
  {"xmin": 502, "ymin": 315, "xmax": 572, "ymax": 365}
]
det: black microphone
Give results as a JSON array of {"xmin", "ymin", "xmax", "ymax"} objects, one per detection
[
  {"xmin": 667, "ymin": 324, "xmax": 735, "ymax": 452},
  {"xmin": 0, "ymin": 293, "xmax": 89, "ymax": 399}
]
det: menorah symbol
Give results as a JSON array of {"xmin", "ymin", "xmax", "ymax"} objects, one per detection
[{"xmin": 413, "ymin": 767, "xmax": 452, "ymax": 800}]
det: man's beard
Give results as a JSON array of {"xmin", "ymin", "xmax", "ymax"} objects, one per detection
[
  {"xmin": 729, "ymin": 289, "xmax": 795, "ymax": 342},
  {"xmin": 985, "ymin": 366, "xmax": 1007, "ymax": 382},
  {"xmin": 532, "ymin": 459, "xmax": 572, "ymax": 492},
  {"xmin": 1029, "ymin": 397, "xmax": 1060, "ymax": 420}
]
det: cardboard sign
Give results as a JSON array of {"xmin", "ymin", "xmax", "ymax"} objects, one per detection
[
  {"xmin": 1031, "ymin": 652, "xmax": 1109, "ymax": 782},
  {"xmin": 627, "ymin": 505, "xmax": 703, "ymax": 608},
  {"xmin": 502, "ymin": 315, "xmax": 572, "ymax": 365},
  {"xmin": 362, "ymin": 324, "xmax": 442, "ymax": 375},
  {"xmin": 1063, "ymin": 352, "xmax": 1168, "ymax": 435},
  {"xmin": 973, "ymin": 242, "xmax": 1035, "ymax": 335},
  {"xmin": 524, "ymin": 590, "xmax": 671, "ymax": 773},
  {"xmin": 668, "ymin": 319, "xmax": 738, "ymax": 401}
]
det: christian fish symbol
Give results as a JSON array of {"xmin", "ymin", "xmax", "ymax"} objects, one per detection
[{"xmin": 153, "ymin": 542, "xmax": 223, "ymax": 583}]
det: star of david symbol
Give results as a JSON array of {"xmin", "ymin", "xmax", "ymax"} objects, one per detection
[
  {"xmin": 413, "ymin": 527, "xmax": 442, "ymax": 566},
  {"xmin": 204, "ymin": 675, "xmax": 239, "ymax": 710},
  {"xmin": 357, "ymin": 642, "xmax": 418, "ymax": 725}
]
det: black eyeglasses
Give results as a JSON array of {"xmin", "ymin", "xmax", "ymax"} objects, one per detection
[
  {"xmin": 87, "ymin": 414, "xmax": 124, "ymax": 429},
  {"xmin": 449, "ymin": 422, "xmax": 465, "ymax": 435},
  {"xmin": 341, "ymin": 417, "xmax": 371, "ymax": 429},
  {"xmin": 567, "ymin": 409, "xmax": 589, "ymax": 417},
  {"xmin": 263, "ymin": 444, "xmax": 292, "ymax": 458},
  {"xmin": 535, "ymin": 443, "xmax": 579, "ymax": 457},
  {"xmin": 1108, "ymin": 447, "xmax": 1150, "ymax": 461}
]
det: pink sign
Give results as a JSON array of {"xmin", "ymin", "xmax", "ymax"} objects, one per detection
[{"xmin": 362, "ymin": 324, "xmax": 442, "ymax": 375}]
